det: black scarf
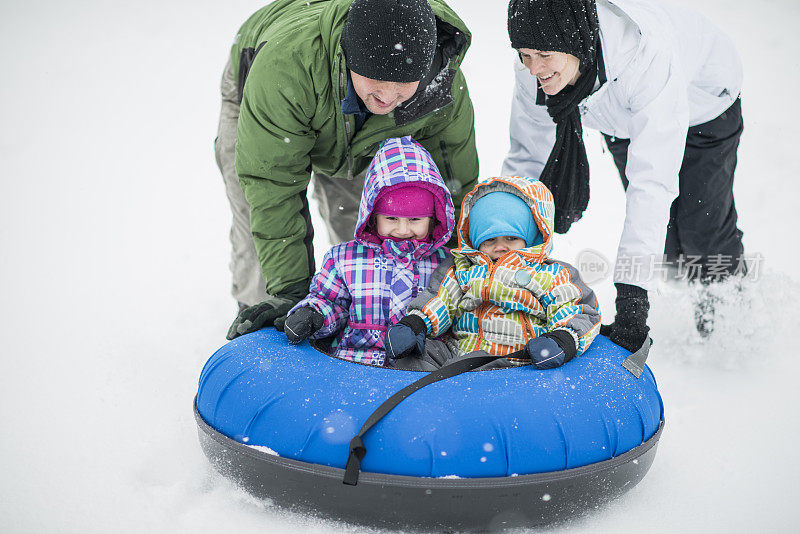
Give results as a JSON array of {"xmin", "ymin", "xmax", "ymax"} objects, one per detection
[{"xmin": 539, "ymin": 45, "xmax": 600, "ymax": 234}]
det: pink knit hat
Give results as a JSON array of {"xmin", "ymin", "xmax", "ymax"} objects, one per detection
[{"xmin": 373, "ymin": 184, "xmax": 435, "ymax": 218}]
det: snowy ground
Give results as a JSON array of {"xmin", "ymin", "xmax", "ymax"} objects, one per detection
[{"xmin": 2, "ymin": 0, "xmax": 799, "ymax": 532}]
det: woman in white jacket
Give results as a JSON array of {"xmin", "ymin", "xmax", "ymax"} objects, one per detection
[{"xmin": 503, "ymin": 0, "xmax": 745, "ymax": 349}]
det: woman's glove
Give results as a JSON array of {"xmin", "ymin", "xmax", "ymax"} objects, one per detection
[
  {"xmin": 385, "ymin": 315, "xmax": 427, "ymax": 361},
  {"xmin": 226, "ymin": 281, "xmax": 309, "ymax": 340},
  {"xmin": 600, "ymin": 283, "xmax": 650, "ymax": 352},
  {"xmin": 284, "ymin": 307, "xmax": 325, "ymax": 344},
  {"xmin": 525, "ymin": 330, "xmax": 577, "ymax": 369}
]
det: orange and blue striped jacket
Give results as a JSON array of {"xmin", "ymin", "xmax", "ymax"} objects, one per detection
[{"xmin": 407, "ymin": 176, "xmax": 601, "ymax": 364}]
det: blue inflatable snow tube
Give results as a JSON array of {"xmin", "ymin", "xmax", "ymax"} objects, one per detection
[{"xmin": 196, "ymin": 329, "xmax": 663, "ymax": 479}]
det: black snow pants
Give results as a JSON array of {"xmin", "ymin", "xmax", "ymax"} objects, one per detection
[{"xmin": 604, "ymin": 97, "xmax": 746, "ymax": 282}]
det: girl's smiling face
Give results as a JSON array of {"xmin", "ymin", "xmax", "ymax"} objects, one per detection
[
  {"xmin": 375, "ymin": 215, "xmax": 432, "ymax": 241},
  {"xmin": 518, "ymin": 49, "xmax": 581, "ymax": 95}
]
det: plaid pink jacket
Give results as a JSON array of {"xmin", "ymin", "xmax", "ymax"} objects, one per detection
[{"xmin": 289, "ymin": 136, "xmax": 455, "ymax": 365}]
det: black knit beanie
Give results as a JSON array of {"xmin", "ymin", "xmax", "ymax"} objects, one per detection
[
  {"xmin": 508, "ymin": 0, "xmax": 598, "ymax": 66},
  {"xmin": 341, "ymin": 0, "xmax": 437, "ymax": 82}
]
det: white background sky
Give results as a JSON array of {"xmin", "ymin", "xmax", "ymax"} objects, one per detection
[{"xmin": 1, "ymin": 0, "xmax": 799, "ymax": 532}]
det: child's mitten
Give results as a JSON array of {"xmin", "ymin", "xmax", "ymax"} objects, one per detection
[
  {"xmin": 385, "ymin": 315, "xmax": 427, "ymax": 361},
  {"xmin": 525, "ymin": 330, "xmax": 577, "ymax": 369},
  {"xmin": 284, "ymin": 307, "xmax": 325, "ymax": 344}
]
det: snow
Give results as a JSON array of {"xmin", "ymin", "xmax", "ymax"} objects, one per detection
[
  {"xmin": 248, "ymin": 445, "xmax": 281, "ymax": 457},
  {"xmin": 1, "ymin": 0, "xmax": 798, "ymax": 533}
]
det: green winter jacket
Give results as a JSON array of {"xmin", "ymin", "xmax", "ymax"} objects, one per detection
[{"xmin": 231, "ymin": 0, "xmax": 479, "ymax": 294}]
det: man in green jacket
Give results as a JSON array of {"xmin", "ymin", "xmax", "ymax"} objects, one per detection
[{"xmin": 218, "ymin": 0, "xmax": 479, "ymax": 339}]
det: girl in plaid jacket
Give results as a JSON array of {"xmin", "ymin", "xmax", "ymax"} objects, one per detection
[{"xmin": 282, "ymin": 136, "xmax": 455, "ymax": 366}]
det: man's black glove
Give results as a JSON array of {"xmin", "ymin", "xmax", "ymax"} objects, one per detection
[
  {"xmin": 385, "ymin": 315, "xmax": 427, "ymax": 362},
  {"xmin": 284, "ymin": 307, "xmax": 325, "ymax": 344},
  {"xmin": 600, "ymin": 283, "xmax": 650, "ymax": 352},
  {"xmin": 226, "ymin": 281, "xmax": 309, "ymax": 340},
  {"xmin": 525, "ymin": 330, "xmax": 577, "ymax": 369}
]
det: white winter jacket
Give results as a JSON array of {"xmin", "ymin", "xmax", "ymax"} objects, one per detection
[{"xmin": 502, "ymin": 0, "xmax": 742, "ymax": 290}]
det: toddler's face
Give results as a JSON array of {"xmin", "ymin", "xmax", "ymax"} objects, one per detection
[
  {"xmin": 375, "ymin": 215, "xmax": 432, "ymax": 241},
  {"xmin": 478, "ymin": 236, "xmax": 527, "ymax": 260}
]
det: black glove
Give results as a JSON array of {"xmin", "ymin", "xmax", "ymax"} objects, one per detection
[
  {"xmin": 385, "ymin": 315, "xmax": 427, "ymax": 361},
  {"xmin": 600, "ymin": 283, "xmax": 651, "ymax": 352},
  {"xmin": 284, "ymin": 307, "xmax": 325, "ymax": 344},
  {"xmin": 226, "ymin": 281, "xmax": 309, "ymax": 340},
  {"xmin": 526, "ymin": 330, "xmax": 577, "ymax": 369}
]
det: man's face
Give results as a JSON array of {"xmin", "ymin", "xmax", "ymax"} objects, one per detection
[{"xmin": 350, "ymin": 71, "xmax": 420, "ymax": 114}]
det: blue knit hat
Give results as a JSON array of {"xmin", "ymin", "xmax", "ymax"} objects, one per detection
[{"xmin": 468, "ymin": 192, "xmax": 540, "ymax": 250}]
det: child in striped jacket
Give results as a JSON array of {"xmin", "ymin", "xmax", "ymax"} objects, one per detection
[
  {"xmin": 282, "ymin": 136, "xmax": 455, "ymax": 366},
  {"xmin": 385, "ymin": 176, "xmax": 601, "ymax": 370}
]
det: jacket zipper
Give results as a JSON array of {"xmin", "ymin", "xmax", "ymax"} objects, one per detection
[
  {"xmin": 439, "ymin": 140, "xmax": 460, "ymax": 196},
  {"xmin": 477, "ymin": 258, "xmax": 533, "ymax": 356},
  {"xmin": 338, "ymin": 67, "xmax": 354, "ymax": 180},
  {"xmin": 520, "ymin": 314, "xmax": 535, "ymax": 350},
  {"xmin": 473, "ymin": 259, "xmax": 499, "ymax": 353},
  {"xmin": 344, "ymin": 121, "xmax": 353, "ymax": 180}
]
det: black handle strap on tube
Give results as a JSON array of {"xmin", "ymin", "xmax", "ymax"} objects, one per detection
[{"xmin": 342, "ymin": 350, "xmax": 525, "ymax": 486}]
